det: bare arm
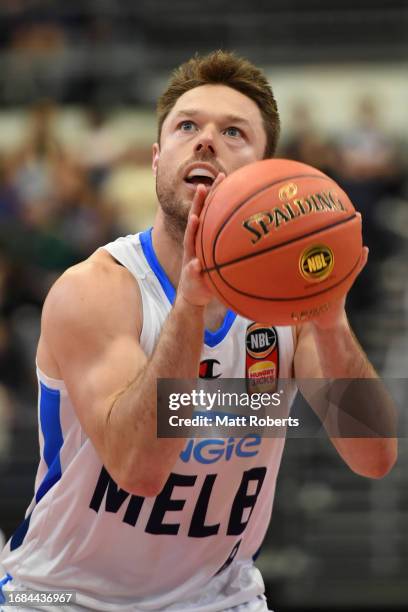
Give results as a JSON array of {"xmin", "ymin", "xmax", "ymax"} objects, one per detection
[
  {"xmin": 294, "ymin": 302, "xmax": 398, "ymax": 479},
  {"xmin": 294, "ymin": 246, "xmax": 397, "ymax": 478},
  {"xmin": 39, "ymin": 184, "xmax": 217, "ymax": 497}
]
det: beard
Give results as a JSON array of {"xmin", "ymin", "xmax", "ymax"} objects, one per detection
[
  {"xmin": 155, "ymin": 150, "xmax": 223, "ymax": 243},
  {"xmin": 156, "ymin": 164, "xmax": 190, "ymax": 243}
]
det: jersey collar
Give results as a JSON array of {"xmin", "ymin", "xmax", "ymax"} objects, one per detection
[{"xmin": 139, "ymin": 228, "xmax": 237, "ymax": 348}]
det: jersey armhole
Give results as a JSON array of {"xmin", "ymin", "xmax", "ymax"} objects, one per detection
[
  {"xmin": 35, "ymin": 362, "xmax": 67, "ymax": 392},
  {"xmin": 99, "ymin": 246, "xmax": 145, "ymax": 342}
]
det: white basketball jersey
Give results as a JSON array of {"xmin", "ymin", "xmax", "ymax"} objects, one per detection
[{"xmin": 1, "ymin": 229, "xmax": 296, "ymax": 611}]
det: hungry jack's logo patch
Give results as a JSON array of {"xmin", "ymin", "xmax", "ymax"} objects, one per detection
[{"xmin": 245, "ymin": 323, "xmax": 279, "ymax": 393}]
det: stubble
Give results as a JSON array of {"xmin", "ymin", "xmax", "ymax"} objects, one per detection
[{"xmin": 155, "ymin": 165, "xmax": 190, "ymax": 243}]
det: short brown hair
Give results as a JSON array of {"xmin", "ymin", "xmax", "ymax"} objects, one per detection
[{"xmin": 157, "ymin": 50, "xmax": 280, "ymax": 158}]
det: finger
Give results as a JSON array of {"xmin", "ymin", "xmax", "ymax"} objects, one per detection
[
  {"xmin": 358, "ymin": 246, "xmax": 369, "ymax": 273},
  {"xmin": 189, "ymin": 184, "xmax": 207, "ymax": 219},
  {"xmin": 341, "ymin": 246, "xmax": 369, "ymax": 292},
  {"xmin": 205, "ymin": 172, "xmax": 225, "ymax": 203},
  {"xmin": 187, "ymin": 258, "xmax": 210, "ymax": 287},
  {"xmin": 190, "ymin": 258, "xmax": 202, "ymax": 275},
  {"xmin": 190, "ymin": 174, "xmax": 225, "ymax": 224},
  {"xmin": 211, "ymin": 172, "xmax": 226, "ymax": 192},
  {"xmin": 183, "ymin": 213, "xmax": 199, "ymax": 262},
  {"xmin": 183, "ymin": 258, "xmax": 203, "ymax": 284}
]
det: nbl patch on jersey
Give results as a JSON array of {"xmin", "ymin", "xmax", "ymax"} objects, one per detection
[{"xmin": 245, "ymin": 323, "xmax": 279, "ymax": 393}]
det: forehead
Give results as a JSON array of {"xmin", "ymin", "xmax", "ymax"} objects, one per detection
[{"xmin": 164, "ymin": 84, "xmax": 264, "ymax": 128}]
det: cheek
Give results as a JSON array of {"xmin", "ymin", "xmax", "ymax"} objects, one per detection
[
  {"xmin": 156, "ymin": 149, "xmax": 173, "ymax": 176},
  {"xmin": 156, "ymin": 149, "xmax": 181, "ymax": 188},
  {"xmin": 157, "ymin": 142, "xmax": 181, "ymax": 171},
  {"xmin": 227, "ymin": 145, "xmax": 261, "ymax": 172}
]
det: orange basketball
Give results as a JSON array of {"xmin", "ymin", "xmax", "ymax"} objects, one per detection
[{"xmin": 195, "ymin": 158, "xmax": 363, "ymax": 325}]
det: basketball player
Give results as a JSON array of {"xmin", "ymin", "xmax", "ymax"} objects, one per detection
[{"xmin": 0, "ymin": 51, "xmax": 397, "ymax": 611}]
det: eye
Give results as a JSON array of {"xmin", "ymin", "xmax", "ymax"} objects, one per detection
[
  {"xmin": 224, "ymin": 126, "xmax": 243, "ymax": 138},
  {"xmin": 178, "ymin": 120, "xmax": 197, "ymax": 132}
]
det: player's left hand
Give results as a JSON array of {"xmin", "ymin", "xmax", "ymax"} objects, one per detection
[{"xmin": 310, "ymin": 245, "xmax": 369, "ymax": 330}]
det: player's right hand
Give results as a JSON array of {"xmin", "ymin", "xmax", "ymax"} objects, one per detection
[{"xmin": 177, "ymin": 174, "xmax": 225, "ymax": 307}]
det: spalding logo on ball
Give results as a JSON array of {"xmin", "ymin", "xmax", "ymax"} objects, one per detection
[{"xmin": 195, "ymin": 158, "xmax": 363, "ymax": 325}]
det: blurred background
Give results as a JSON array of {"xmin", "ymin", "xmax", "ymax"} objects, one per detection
[{"xmin": 0, "ymin": 1, "xmax": 407, "ymax": 610}]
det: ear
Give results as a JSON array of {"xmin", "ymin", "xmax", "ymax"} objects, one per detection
[{"xmin": 152, "ymin": 143, "xmax": 160, "ymax": 176}]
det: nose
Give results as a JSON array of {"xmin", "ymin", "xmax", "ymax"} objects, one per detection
[{"xmin": 194, "ymin": 126, "xmax": 216, "ymax": 155}]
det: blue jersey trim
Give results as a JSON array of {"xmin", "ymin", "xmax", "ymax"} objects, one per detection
[
  {"xmin": 10, "ymin": 383, "xmax": 63, "ymax": 552},
  {"xmin": 0, "ymin": 573, "xmax": 13, "ymax": 604},
  {"xmin": 252, "ymin": 545, "xmax": 262, "ymax": 561},
  {"xmin": 0, "ymin": 575, "xmax": 12, "ymax": 587},
  {"xmin": 204, "ymin": 309, "xmax": 236, "ymax": 347},
  {"xmin": 0, "ymin": 574, "xmax": 13, "ymax": 603},
  {"xmin": 139, "ymin": 228, "xmax": 176, "ymax": 304},
  {"xmin": 139, "ymin": 228, "xmax": 237, "ymax": 347},
  {"xmin": 9, "ymin": 513, "xmax": 32, "ymax": 552},
  {"xmin": 36, "ymin": 383, "xmax": 63, "ymax": 503}
]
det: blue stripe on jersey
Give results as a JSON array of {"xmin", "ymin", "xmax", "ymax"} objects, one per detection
[
  {"xmin": 204, "ymin": 309, "xmax": 236, "ymax": 348},
  {"xmin": 0, "ymin": 574, "xmax": 12, "ymax": 587},
  {"xmin": 36, "ymin": 383, "xmax": 63, "ymax": 503},
  {"xmin": 9, "ymin": 513, "xmax": 32, "ymax": 551},
  {"xmin": 139, "ymin": 227, "xmax": 176, "ymax": 303},
  {"xmin": 10, "ymin": 383, "xmax": 63, "ymax": 552},
  {"xmin": 0, "ymin": 573, "xmax": 13, "ymax": 604},
  {"xmin": 139, "ymin": 228, "xmax": 237, "ymax": 347}
]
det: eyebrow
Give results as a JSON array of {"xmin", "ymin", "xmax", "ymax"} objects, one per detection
[{"xmin": 173, "ymin": 108, "xmax": 251, "ymax": 127}]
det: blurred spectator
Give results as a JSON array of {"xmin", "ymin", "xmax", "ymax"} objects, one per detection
[
  {"xmin": 280, "ymin": 101, "xmax": 336, "ymax": 176},
  {"xmin": 333, "ymin": 96, "xmax": 405, "ymax": 313},
  {"xmin": 3, "ymin": 18, "xmax": 67, "ymax": 104},
  {"xmin": 336, "ymin": 96, "xmax": 400, "ymax": 183},
  {"xmin": 0, "ymin": 154, "xmax": 22, "ymax": 220},
  {"xmin": 78, "ymin": 107, "xmax": 123, "ymax": 190},
  {"xmin": 51, "ymin": 154, "xmax": 121, "ymax": 257},
  {"xmin": 11, "ymin": 99, "xmax": 59, "ymax": 226},
  {"xmin": 101, "ymin": 145, "xmax": 156, "ymax": 231}
]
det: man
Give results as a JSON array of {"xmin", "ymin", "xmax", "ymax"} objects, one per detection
[{"xmin": 0, "ymin": 51, "xmax": 397, "ymax": 611}]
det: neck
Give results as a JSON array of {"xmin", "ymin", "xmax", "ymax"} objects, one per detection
[
  {"xmin": 151, "ymin": 208, "xmax": 183, "ymax": 289},
  {"xmin": 150, "ymin": 208, "xmax": 228, "ymax": 331}
]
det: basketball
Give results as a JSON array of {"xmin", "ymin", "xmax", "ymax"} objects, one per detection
[{"xmin": 196, "ymin": 158, "xmax": 363, "ymax": 325}]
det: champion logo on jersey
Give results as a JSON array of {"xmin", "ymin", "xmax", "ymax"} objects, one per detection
[{"xmin": 199, "ymin": 359, "xmax": 222, "ymax": 379}]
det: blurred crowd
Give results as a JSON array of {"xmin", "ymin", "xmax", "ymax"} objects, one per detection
[
  {"xmin": 0, "ymin": 0, "xmax": 145, "ymax": 106},
  {"xmin": 279, "ymin": 97, "xmax": 407, "ymax": 311},
  {"xmin": 0, "ymin": 100, "xmax": 151, "ymax": 460},
  {"xmin": 0, "ymin": 94, "xmax": 407, "ymax": 464}
]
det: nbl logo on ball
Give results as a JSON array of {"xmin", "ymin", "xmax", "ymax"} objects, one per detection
[{"xmin": 300, "ymin": 244, "xmax": 334, "ymax": 282}]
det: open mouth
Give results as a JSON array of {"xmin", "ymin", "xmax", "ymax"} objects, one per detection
[
  {"xmin": 185, "ymin": 176, "xmax": 214, "ymax": 186},
  {"xmin": 184, "ymin": 167, "xmax": 217, "ymax": 187}
]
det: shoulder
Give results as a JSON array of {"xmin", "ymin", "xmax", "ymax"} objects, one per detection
[{"xmin": 41, "ymin": 249, "xmax": 143, "ymax": 345}]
